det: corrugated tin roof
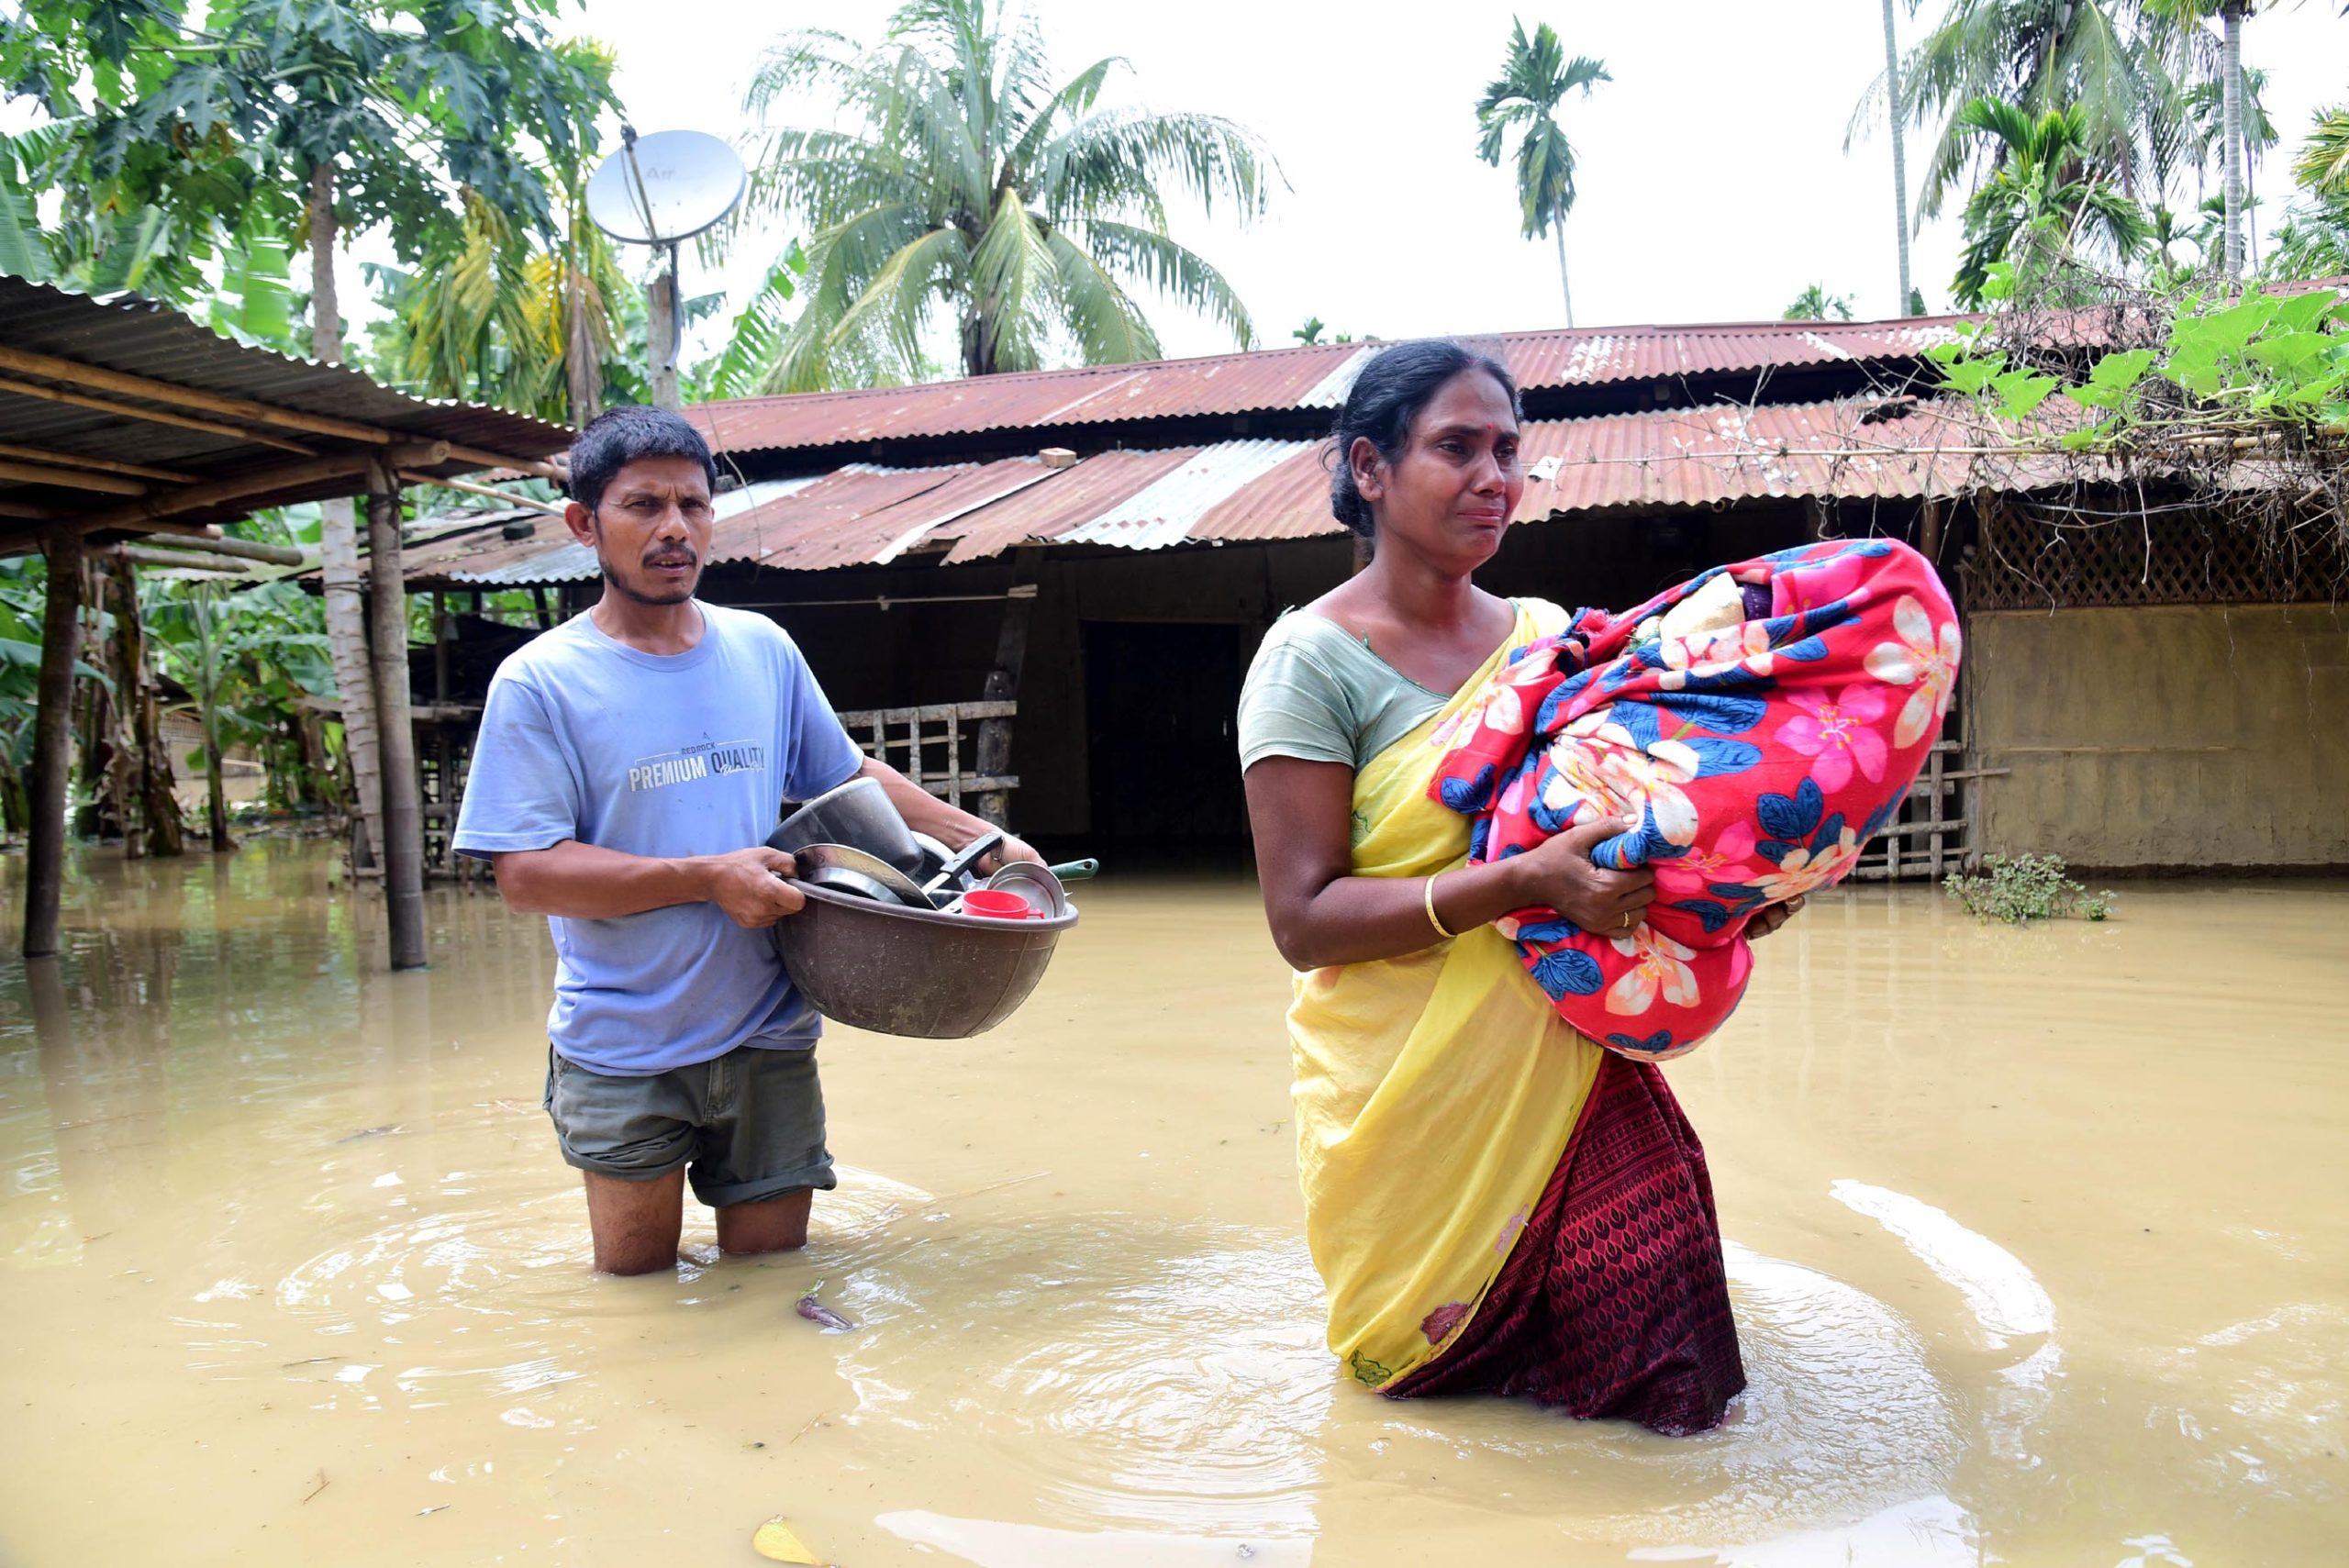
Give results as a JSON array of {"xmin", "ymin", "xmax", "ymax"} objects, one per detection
[
  {"xmin": 400, "ymin": 397, "xmax": 2038, "ymax": 585},
  {"xmin": 0, "ymin": 275, "xmax": 569, "ymax": 538},
  {"xmin": 1057, "ymin": 439, "xmax": 1306, "ymax": 551},
  {"xmin": 681, "ymin": 316, "xmax": 1969, "ymax": 456}
]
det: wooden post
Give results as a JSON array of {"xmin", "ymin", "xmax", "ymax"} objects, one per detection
[
  {"xmin": 975, "ymin": 548, "xmax": 1042, "ymax": 828},
  {"xmin": 368, "ymin": 476, "xmax": 428, "ymax": 970},
  {"xmin": 24, "ymin": 526, "xmax": 84, "ymax": 957}
]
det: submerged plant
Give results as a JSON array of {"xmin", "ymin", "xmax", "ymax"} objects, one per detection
[{"xmin": 1943, "ymin": 853, "xmax": 2115, "ymax": 923}]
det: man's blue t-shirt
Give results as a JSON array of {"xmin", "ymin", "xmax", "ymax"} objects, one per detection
[{"xmin": 451, "ymin": 603, "xmax": 863, "ymax": 1074}]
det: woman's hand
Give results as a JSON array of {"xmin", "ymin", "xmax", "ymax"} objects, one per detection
[
  {"xmin": 1748, "ymin": 894, "xmax": 1806, "ymax": 939},
  {"xmin": 1500, "ymin": 816, "xmax": 1655, "ymax": 935}
]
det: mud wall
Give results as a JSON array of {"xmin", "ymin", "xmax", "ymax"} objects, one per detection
[{"xmin": 1968, "ymin": 603, "xmax": 2349, "ymax": 871}]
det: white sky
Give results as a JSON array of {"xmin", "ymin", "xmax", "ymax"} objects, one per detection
[
  {"xmin": 6, "ymin": 1, "xmax": 2342, "ymax": 366},
  {"xmin": 581, "ymin": 0, "xmax": 2349, "ymax": 370}
]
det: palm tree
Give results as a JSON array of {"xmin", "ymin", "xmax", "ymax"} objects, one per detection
[
  {"xmin": 1475, "ymin": 19, "xmax": 1610, "ymax": 328},
  {"xmin": 740, "ymin": 0, "xmax": 1268, "ymax": 389},
  {"xmin": 1857, "ymin": 1, "xmax": 2187, "ymax": 220},
  {"xmin": 1951, "ymin": 97, "xmax": 2152, "ymax": 306},
  {"xmin": 1784, "ymin": 284, "xmax": 1857, "ymax": 321}
]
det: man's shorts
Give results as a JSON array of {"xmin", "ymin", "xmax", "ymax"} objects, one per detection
[{"xmin": 543, "ymin": 1042, "xmax": 837, "ymax": 1208}]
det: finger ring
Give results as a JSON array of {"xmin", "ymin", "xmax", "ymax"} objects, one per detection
[{"xmin": 1619, "ymin": 910, "xmax": 1633, "ymax": 930}]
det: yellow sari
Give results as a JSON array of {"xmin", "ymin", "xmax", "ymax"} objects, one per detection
[{"xmin": 1286, "ymin": 598, "xmax": 1604, "ymax": 1388}]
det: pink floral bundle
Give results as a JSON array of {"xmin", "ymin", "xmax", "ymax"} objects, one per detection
[{"xmin": 1428, "ymin": 539, "xmax": 1961, "ymax": 1061}]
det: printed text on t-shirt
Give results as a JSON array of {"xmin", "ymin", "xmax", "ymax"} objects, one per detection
[{"xmin": 627, "ymin": 739, "xmax": 768, "ymax": 792}]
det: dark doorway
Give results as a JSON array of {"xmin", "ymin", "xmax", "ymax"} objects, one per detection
[{"xmin": 1083, "ymin": 621, "xmax": 1252, "ymax": 866}]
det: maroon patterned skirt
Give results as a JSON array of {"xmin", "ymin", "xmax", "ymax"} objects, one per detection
[{"xmin": 1386, "ymin": 1051, "xmax": 1745, "ymax": 1434}]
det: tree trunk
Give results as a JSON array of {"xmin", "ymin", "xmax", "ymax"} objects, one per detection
[
  {"xmin": 308, "ymin": 161, "xmax": 384, "ymax": 873},
  {"xmin": 203, "ymin": 727, "xmax": 231, "ymax": 852},
  {"xmin": 1553, "ymin": 220, "xmax": 1574, "ymax": 328},
  {"xmin": 2221, "ymin": 3, "xmax": 2246, "ymax": 278},
  {"xmin": 1882, "ymin": 0, "xmax": 1914, "ymax": 312},
  {"xmin": 25, "ymin": 525, "xmax": 83, "ymax": 958},
  {"xmin": 115, "ymin": 562, "xmax": 184, "ymax": 859},
  {"xmin": 565, "ymin": 265, "xmax": 601, "ymax": 427},
  {"xmin": 367, "ymin": 480, "xmax": 428, "ymax": 970},
  {"xmin": 646, "ymin": 248, "xmax": 680, "ymax": 412}
]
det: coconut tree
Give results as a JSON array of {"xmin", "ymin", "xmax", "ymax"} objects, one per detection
[
  {"xmin": 1855, "ymin": 1, "xmax": 2188, "ymax": 220},
  {"xmin": 1474, "ymin": 18, "xmax": 1610, "ymax": 328},
  {"xmin": 1951, "ymin": 97, "xmax": 2153, "ymax": 305},
  {"xmin": 740, "ymin": 0, "xmax": 1268, "ymax": 389}
]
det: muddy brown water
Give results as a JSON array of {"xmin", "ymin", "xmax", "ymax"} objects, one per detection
[{"xmin": 1, "ymin": 841, "xmax": 2343, "ymax": 1565}]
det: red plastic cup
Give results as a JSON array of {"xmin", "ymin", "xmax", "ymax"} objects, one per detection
[{"xmin": 958, "ymin": 889, "xmax": 1038, "ymax": 920}]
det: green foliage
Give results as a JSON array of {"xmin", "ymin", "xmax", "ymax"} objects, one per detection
[
  {"xmin": 1473, "ymin": 20, "xmax": 1609, "ymax": 244},
  {"xmin": 1933, "ymin": 278, "xmax": 2349, "ymax": 447},
  {"xmin": 1944, "ymin": 853, "xmax": 2115, "ymax": 923},
  {"xmin": 1857, "ymin": 0, "xmax": 2258, "ymax": 223},
  {"xmin": 740, "ymin": 0, "xmax": 1269, "ymax": 389},
  {"xmin": 1952, "ymin": 96, "xmax": 2151, "ymax": 308},
  {"xmin": 0, "ymin": 1, "xmax": 617, "ymax": 359},
  {"xmin": 1784, "ymin": 284, "xmax": 1855, "ymax": 322}
]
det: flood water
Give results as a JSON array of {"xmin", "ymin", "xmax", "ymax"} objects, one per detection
[{"xmin": 2, "ymin": 840, "xmax": 2343, "ymax": 1565}]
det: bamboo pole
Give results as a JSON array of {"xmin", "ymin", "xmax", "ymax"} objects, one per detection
[
  {"xmin": 114, "ymin": 546, "xmax": 257, "ymax": 573},
  {"xmin": 395, "ymin": 469, "xmax": 567, "ymax": 514},
  {"xmin": 0, "ymin": 443, "xmax": 195, "ymax": 484},
  {"xmin": 0, "ymin": 372, "xmax": 316, "ymax": 453},
  {"xmin": 24, "ymin": 525, "xmax": 83, "ymax": 958},
  {"xmin": 115, "ymin": 532, "xmax": 304, "ymax": 566},
  {"xmin": 368, "ymin": 474, "xmax": 428, "ymax": 970}
]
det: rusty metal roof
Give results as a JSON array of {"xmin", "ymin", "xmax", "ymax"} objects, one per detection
[
  {"xmin": 0, "ymin": 275, "xmax": 571, "ymax": 541},
  {"xmin": 681, "ymin": 317, "xmax": 1970, "ymax": 456},
  {"xmin": 400, "ymin": 396, "xmax": 2034, "ymax": 586}
]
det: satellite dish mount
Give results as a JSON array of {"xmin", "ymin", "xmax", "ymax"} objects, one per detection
[{"xmin": 586, "ymin": 126, "xmax": 749, "ymax": 413}]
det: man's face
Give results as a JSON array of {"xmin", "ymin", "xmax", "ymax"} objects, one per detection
[{"xmin": 566, "ymin": 455, "xmax": 716, "ymax": 606}]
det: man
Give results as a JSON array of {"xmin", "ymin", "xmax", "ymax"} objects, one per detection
[{"xmin": 454, "ymin": 406, "xmax": 1035, "ymax": 1274}]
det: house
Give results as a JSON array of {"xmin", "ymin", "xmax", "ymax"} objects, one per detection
[{"xmin": 390, "ymin": 310, "xmax": 2349, "ymax": 875}]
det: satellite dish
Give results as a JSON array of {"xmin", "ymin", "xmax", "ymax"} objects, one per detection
[{"xmin": 586, "ymin": 128, "xmax": 746, "ymax": 247}]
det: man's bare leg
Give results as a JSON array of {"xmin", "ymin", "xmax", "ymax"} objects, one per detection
[
  {"xmin": 716, "ymin": 1187, "xmax": 813, "ymax": 1256},
  {"xmin": 582, "ymin": 1167, "xmax": 686, "ymax": 1274}
]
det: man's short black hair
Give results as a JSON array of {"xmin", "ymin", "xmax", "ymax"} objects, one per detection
[{"xmin": 566, "ymin": 406, "xmax": 720, "ymax": 514}]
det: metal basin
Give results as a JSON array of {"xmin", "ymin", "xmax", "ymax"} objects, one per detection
[{"xmin": 774, "ymin": 880, "xmax": 1078, "ymax": 1040}]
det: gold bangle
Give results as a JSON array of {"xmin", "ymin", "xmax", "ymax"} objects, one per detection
[{"xmin": 1424, "ymin": 873, "xmax": 1457, "ymax": 941}]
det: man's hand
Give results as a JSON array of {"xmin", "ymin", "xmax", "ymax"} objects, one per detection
[
  {"xmin": 976, "ymin": 835, "xmax": 1043, "ymax": 876},
  {"xmin": 1504, "ymin": 816, "xmax": 1655, "ymax": 935},
  {"xmin": 698, "ymin": 847, "xmax": 807, "ymax": 929}
]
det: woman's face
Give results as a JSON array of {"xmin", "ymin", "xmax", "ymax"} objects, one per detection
[{"xmin": 1353, "ymin": 370, "xmax": 1524, "ymax": 571}]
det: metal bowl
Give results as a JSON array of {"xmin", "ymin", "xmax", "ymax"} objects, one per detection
[
  {"xmin": 981, "ymin": 860, "xmax": 1071, "ymax": 918},
  {"xmin": 790, "ymin": 842, "xmax": 929, "ymax": 907},
  {"xmin": 773, "ymin": 880, "xmax": 1078, "ymax": 1040},
  {"xmin": 771, "ymin": 776, "xmax": 922, "ymax": 873}
]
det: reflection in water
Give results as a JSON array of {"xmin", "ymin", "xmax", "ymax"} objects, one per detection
[{"xmin": 1, "ymin": 843, "xmax": 2344, "ymax": 1565}]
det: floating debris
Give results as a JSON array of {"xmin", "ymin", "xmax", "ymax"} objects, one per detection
[
  {"xmin": 795, "ymin": 1282, "xmax": 854, "ymax": 1332},
  {"xmin": 334, "ymin": 1124, "xmax": 405, "ymax": 1143},
  {"xmin": 751, "ymin": 1515, "xmax": 822, "ymax": 1563}
]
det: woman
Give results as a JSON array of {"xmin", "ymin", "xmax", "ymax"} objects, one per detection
[{"xmin": 1237, "ymin": 340, "xmax": 1797, "ymax": 1434}]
